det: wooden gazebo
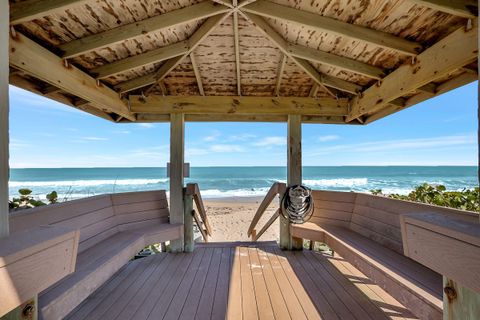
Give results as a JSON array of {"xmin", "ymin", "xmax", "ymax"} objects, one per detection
[{"xmin": 0, "ymin": 1, "xmax": 479, "ymax": 319}]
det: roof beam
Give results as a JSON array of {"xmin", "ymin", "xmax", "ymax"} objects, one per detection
[
  {"xmin": 129, "ymin": 96, "xmax": 349, "ymax": 116},
  {"xmin": 233, "ymin": 10, "xmax": 242, "ymax": 96},
  {"xmin": 10, "ymin": 0, "xmax": 90, "ymax": 25},
  {"xmin": 241, "ymin": 0, "xmax": 421, "ymax": 56},
  {"xmin": 91, "ymin": 41, "xmax": 189, "ymax": 79},
  {"xmin": 59, "ymin": 1, "xmax": 229, "ymax": 59},
  {"xmin": 10, "ymin": 32, "xmax": 135, "ymax": 121},
  {"xmin": 190, "ymin": 53, "xmax": 205, "ymax": 95},
  {"xmin": 365, "ymin": 71, "xmax": 477, "ymax": 124},
  {"xmin": 408, "ymin": 0, "xmax": 477, "ymax": 19},
  {"xmin": 347, "ymin": 24, "xmax": 478, "ymax": 122},
  {"xmin": 133, "ymin": 113, "xmax": 352, "ymax": 124},
  {"xmin": 243, "ymin": 12, "xmax": 362, "ymax": 95},
  {"xmin": 274, "ymin": 54, "xmax": 287, "ymax": 96},
  {"xmin": 117, "ymin": 13, "xmax": 229, "ymax": 94},
  {"xmin": 287, "ymin": 43, "xmax": 385, "ymax": 80}
]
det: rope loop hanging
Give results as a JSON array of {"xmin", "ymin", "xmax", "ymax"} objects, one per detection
[{"xmin": 281, "ymin": 185, "xmax": 314, "ymax": 224}]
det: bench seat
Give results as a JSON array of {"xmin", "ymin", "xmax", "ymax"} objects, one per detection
[{"xmin": 292, "ymin": 222, "xmax": 443, "ymax": 320}]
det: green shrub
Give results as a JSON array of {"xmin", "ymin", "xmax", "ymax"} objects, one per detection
[
  {"xmin": 370, "ymin": 183, "xmax": 479, "ymax": 212},
  {"xmin": 9, "ymin": 189, "xmax": 59, "ymax": 211}
]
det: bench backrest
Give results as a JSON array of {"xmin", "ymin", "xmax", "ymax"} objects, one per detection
[
  {"xmin": 9, "ymin": 190, "xmax": 169, "ymax": 253},
  {"xmin": 311, "ymin": 190, "xmax": 478, "ymax": 254}
]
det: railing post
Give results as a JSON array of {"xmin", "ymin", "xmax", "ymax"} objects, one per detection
[
  {"xmin": 169, "ymin": 113, "xmax": 185, "ymax": 252},
  {"xmin": 183, "ymin": 187, "xmax": 194, "ymax": 252}
]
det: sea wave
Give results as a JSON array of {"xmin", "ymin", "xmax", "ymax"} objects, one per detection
[
  {"xmin": 303, "ymin": 178, "xmax": 368, "ymax": 187},
  {"xmin": 9, "ymin": 178, "xmax": 169, "ymax": 188}
]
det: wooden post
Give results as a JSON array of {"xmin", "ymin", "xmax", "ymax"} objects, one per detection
[
  {"xmin": 183, "ymin": 188, "xmax": 194, "ymax": 252},
  {"xmin": 0, "ymin": 0, "xmax": 10, "ymax": 238},
  {"xmin": 169, "ymin": 113, "xmax": 185, "ymax": 252},
  {"xmin": 280, "ymin": 114, "xmax": 303, "ymax": 250}
]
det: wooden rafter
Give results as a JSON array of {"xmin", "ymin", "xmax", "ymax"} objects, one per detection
[
  {"xmin": 274, "ymin": 54, "xmax": 287, "ymax": 96},
  {"xmin": 287, "ymin": 43, "xmax": 385, "ymax": 80},
  {"xmin": 59, "ymin": 2, "xmax": 230, "ymax": 59},
  {"xmin": 129, "ymin": 96, "xmax": 349, "ymax": 116},
  {"xmin": 211, "ymin": 0, "xmax": 234, "ymax": 8},
  {"xmin": 233, "ymin": 9, "xmax": 242, "ymax": 96},
  {"xmin": 132, "ymin": 113, "xmax": 354, "ymax": 124},
  {"xmin": 91, "ymin": 41, "xmax": 189, "ymax": 79},
  {"xmin": 365, "ymin": 71, "xmax": 477, "ymax": 124},
  {"xmin": 10, "ymin": 0, "xmax": 90, "ymax": 25},
  {"xmin": 244, "ymin": 12, "xmax": 362, "ymax": 95},
  {"xmin": 309, "ymin": 84, "xmax": 319, "ymax": 97},
  {"xmin": 189, "ymin": 53, "xmax": 205, "ymax": 96},
  {"xmin": 408, "ymin": 0, "xmax": 477, "ymax": 19},
  {"xmin": 10, "ymin": 32, "xmax": 135, "ymax": 121},
  {"xmin": 241, "ymin": 0, "xmax": 421, "ymax": 56},
  {"xmin": 347, "ymin": 24, "xmax": 478, "ymax": 122},
  {"xmin": 116, "ymin": 13, "xmax": 230, "ymax": 95}
]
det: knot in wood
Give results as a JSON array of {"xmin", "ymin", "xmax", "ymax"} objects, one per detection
[{"xmin": 444, "ymin": 286, "xmax": 457, "ymax": 302}]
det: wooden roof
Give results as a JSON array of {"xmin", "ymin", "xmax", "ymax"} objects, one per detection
[{"xmin": 7, "ymin": 0, "xmax": 479, "ymax": 124}]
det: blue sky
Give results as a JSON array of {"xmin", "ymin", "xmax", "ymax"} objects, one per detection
[{"xmin": 8, "ymin": 82, "xmax": 478, "ymax": 168}]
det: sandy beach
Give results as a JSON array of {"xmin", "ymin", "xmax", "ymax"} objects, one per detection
[{"xmin": 203, "ymin": 197, "xmax": 280, "ymax": 242}]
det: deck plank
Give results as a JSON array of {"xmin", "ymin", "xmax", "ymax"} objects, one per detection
[
  {"xmin": 248, "ymin": 247, "xmax": 276, "ymax": 319},
  {"xmin": 145, "ymin": 250, "xmax": 200, "ymax": 320},
  {"xmin": 211, "ymin": 247, "xmax": 233, "ymax": 320},
  {"xmin": 256, "ymin": 248, "xmax": 291, "ymax": 320},
  {"xmin": 264, "ymin": 247, "xmax": 308, "ymax": 320},
  {"xmin": 178, "ymin": 247, "xmax": 215, "ymax": 320},
  {"xmin": 116, "ymin": 253, "xmax": 177, "ymax": 320},
  {"xmin": 66, "ymin": 242, "xmax": 417, "ymax": 320}
]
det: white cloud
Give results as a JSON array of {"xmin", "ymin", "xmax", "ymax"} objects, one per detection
[
  {"xmin": 83, "ymin": 136, "xmax": 109, "ymax": 141},
  {"xmin": 203, "ymin": 130, "xmax": 221, "ymax": 142},
  {"xmin": 318, "ymin": 135, "xmax": 340, "ymax": 142},
  {"xmin": 210, "ymin": 144, "xmax": 245, "ymax": 153},
  {"xmin": 113, "ymin": 130, "xmax": 130, "ymax": 134},
  {"xmin": 187, "ymin": 148, "xmax": 209, "ymax": 156},
  {"xmin": 137, "ymin": 123, "xmax": 155, "ymax": 129},
  {"xmin": 253, "ymin": 136, "xmax": 286, "ymax": 147},
  {"xmin": 228, "ymin": 133, "xmax": 257, "ymax": 141}
]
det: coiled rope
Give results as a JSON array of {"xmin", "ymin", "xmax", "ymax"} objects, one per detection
[{"xmin": 281, "ymin": 185, "xmax": 314, "ymax": 224}]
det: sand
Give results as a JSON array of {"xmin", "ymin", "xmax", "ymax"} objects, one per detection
[{"xmin": 203, "ymin": 197, "xmax": 280, "ymax": 242}]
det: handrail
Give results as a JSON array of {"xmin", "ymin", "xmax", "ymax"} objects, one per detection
[
  {"xmin": 247, "ymin": 182, "xmax": 286, "ymax": 240},
  {"xmin": 186, "ymin": 183, "xmax": 212, "ymax": 241}
]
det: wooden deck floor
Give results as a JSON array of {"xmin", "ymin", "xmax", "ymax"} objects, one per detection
[{"xmin": 66, "ymin": 242, "xmax": 417, "ymax": 320}]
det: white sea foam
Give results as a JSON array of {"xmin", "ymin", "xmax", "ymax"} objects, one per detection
[
  {"xmin": 9, "ymin": 178, "xmax": 169, "ymax": 188},
  {"xmin": 303, "ymin": 178, "xmax": 368, "ymax": 187},
  {"xmin": 189, "ymin": 188, "xmax": 270, "ymax": 198}
]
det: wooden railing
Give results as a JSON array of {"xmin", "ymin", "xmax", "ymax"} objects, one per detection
[
  {"xmin": 186, "ymin": 183, "xmax": 212, "ymax": 243},
  {"xmin": 247, "ymin": 182, "xmax": 286, "ymax": 241}
]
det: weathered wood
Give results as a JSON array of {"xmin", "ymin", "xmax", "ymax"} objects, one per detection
[
  {"xmin": 247, "ymin": 182, "xmax": 281, "ymax": 237},
  {"xmin": 233, "ymin": 11, "xmax": 242, "ymax": 96},
  {"xmin": 193, "ymin": 209, "xmax": 208, "ymax": 242},
  {"xmin": 9, "ymin": 32, "xmax": 135, "ymax": 121},
  {"xmin": 242, "ymin": 0, "xmax": 421, "ymax": 56},
  {"xmin": 169, "ymin": 113, "xmax": 185, "ymax": 253},
  {"xmin": 59, "ymin": 2, "xmax": 230, "ymax": 58},
  {"xmin": 286, "ymin": 114, "xmax": 303, "ymax": 250},
  {"xmin": 183, "ymin": 189, "xmax": 194, "ymax": 252},
  {"xmin": 189, "ymin": 53, "xmax": 204, "ymax": 96},
  {"xmin": 9, "ymin": 0, "xmax": 90, "ymax": 25},
  {"xmin": 91, "ymin": 41, "xmax": 189, "ymax": 79},
  {"xmin": 0, "ymin": 2, "xmax": 9, "ymax": 239},
  {"xmin": 400, "ymin": 213, "xmax": 480, "ymax": 293},
  {"xmin": 244, "ymin": 12, "xmax": 362, "ymax": 95},
  {"xmin": 116, "ymin": 14, "xmax": 229, "ymax": 94},
  {"xmin": 0, "ymin": 226, "xmax": 79, "ymax": 317},
  {"xmin": 274, "ymin": 55, "xmax": 287, "ymax": 96},
  {"xmin": 348, "ymin": 24, "xmax": 478, "ymax": 121},
  {"xmin": 253, "ymin": 209, "xmax": 280, "ymax": 241},
  {"xmin": 409, "ymin": 0, "xmax": 477, "ymax": 18},
  {"xmin": 186, "ymin": 183, "xmax": 212, "ymax": 236},
  {"xmin": 443, "ymin": 277, "xmax": 480, "ymax": 320},
  {"xmin": 130, "ymin": 96, "xmax": 349, "ymax": 115}
]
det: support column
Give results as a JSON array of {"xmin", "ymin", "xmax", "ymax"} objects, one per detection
[
  {"xmin": 169, "ymin": 113, "xmax": 185, "ymax": 252},
  {"xmin": 0, "ymin": 1, "xmax": 10, "ymax": 238},
  {"xmin": 280, "ymin": 114, "xmax": 303, "ymax": 250},
  {"xmin": 183, "ymin": 188, "xmax": 194, "ymax": 252}
]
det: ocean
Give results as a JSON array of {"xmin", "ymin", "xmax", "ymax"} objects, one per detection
[{"xmin": 8, "ymin": 166, "xmax": 478, "ymax": 201}]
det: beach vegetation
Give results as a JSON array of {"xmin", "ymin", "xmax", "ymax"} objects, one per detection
[
  {"xmin": 371, "ymin": 183, "xmax": 479, "ymax": 212},
  {"xmin": 9, "ymin": 189, "xmax": 59, "ymax": 211}
]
